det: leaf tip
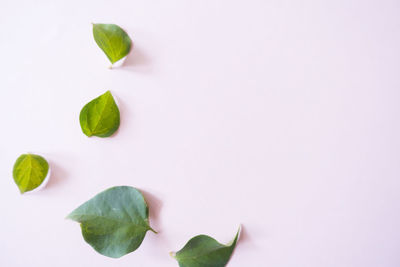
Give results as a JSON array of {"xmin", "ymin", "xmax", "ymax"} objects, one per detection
[
  {"xmin": 237, "ymin": 224, "xmax": 242, "ymax": 235},
  {"xmin": 65, "ymin": 213, "xmax": 74, "ymax": 221},
  {"xmin": 169, "ymin": 251, "xmax": 176, "ymax": 259},
  {"xmin": 149, "ymin": 227, "xmax": 158, "ymax": 234},
  {"xmin": 84, "ymin": 131, "xmax": 93, "ymax": 137},
  {"xmin": 228, "ymin": 225, "xmax": 242, "ymax": 247}
]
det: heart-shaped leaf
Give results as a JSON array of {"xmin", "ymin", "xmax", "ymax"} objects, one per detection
[
  {"xmin": 79, "ymin": 90, "xmax": 120, "ymax": 137},
  {"xmin": 13, "ymin": 153, "xmax": 49, "ymax": 194},
  {"xmin": 171, "ymin": 227, "xmax": 240, "ymax": 267},
  {"xmin": 93, "ymin": 23, "xmax": 132, "ymax": 65},
  {"xmin": 67, "ymin": 186, "xmax": 156, "ymax": 258}
]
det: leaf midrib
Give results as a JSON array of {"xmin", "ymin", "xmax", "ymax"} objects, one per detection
[
  {"xmin": 91, "ymin": 93, "xmax": 113, "ymax": 135},
  {"xmin": 177, "ymin": 244, "xmax": 229, "ymax": 261},
  {"xmin": 95, "ymin": 26, "xmax": 118, "ymax": 62},
  {"xmin": 19, "ymin": 155, "xmax": 40, "ymax": 190},
  {"xmin": 77, "ymin": 213, "xmax": 150, "ymax": 232}
]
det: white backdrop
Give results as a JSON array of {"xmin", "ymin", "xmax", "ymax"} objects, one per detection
[{"xmin": 1, "ymin": 0, "xmax": 400, "ymax": 266}]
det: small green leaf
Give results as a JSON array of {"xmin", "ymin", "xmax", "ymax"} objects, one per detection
[
  {"xmin": 67, "ymin": 186, "xmax": 156, "ymax": 258},
  {"xmin": 79, "ymin": 90, "xmax": 120, "ymax": 137},
  {"xmin": 93, "ymin": 23, "xmax": 132, "ymax": 65},
  {"xmin": 13, "ymin": 153, "xmax": 49, "ymax": 194},
  {"xmin": 172, "ymin": 227, "xmax": 240, "ymax": 267}
]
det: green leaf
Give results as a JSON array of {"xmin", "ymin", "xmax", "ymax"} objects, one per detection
[
  {"xmin": 93, "ymin": 23, "xmax": 132, "ymax": 65},
  {"xmin": 79, "ymin": 90, "xmax": 120, "ymax": 137},
  {"xmin": 172, "ymin": 227, "xmax": 240, "ymax": 267},
  {"xmin": 67, "ymin": 186, "xmax": 156, "ymax": 258},
  {"xmin": 13, "ymin": 153, "xmax": 49, "ymax": 194}
]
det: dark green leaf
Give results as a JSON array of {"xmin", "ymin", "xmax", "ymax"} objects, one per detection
[
  {"xmin": 67, "ymin": 186, "xmax": 156, "ymax": 258},
  {"xmin": 13, "ymin": 153, "xmax": 49, "ymax": 194},
  {"xmin": 93, "ymin": 23, "xmax": 132, "ymax": 65},
  {"xmin": 172, "ymin": 227, "xmax": 240, "ymax": 267},
  {"xmin": 79, "ymin": 90, "xmax": 120, "ymax": 137}
]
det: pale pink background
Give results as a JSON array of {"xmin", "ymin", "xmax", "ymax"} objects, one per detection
[{"xmin": 1, "ymin": 0, "xmax": 400, "ymax": 266}]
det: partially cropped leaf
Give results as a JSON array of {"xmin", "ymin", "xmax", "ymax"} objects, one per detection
[
  {"xmin": 93, "ymin": 23, "xmax": 132, "ymax": 65},
  {"xmin": 13, "ymin": 153, "xmax": 49, "ymax": 194},
  {"xmin": 172, "ymin": 228, "xmax": 240, "ymax": 267},
  {"xmin": 79, "ymin": 90, "xmax": 120, "ymax": 137},
  {"xmin": 67, "ymin": 186, "xmax": 156, "ymax": 258}
]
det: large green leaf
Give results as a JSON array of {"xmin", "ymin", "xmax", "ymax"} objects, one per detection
[
  {"xmin": 93, "ymin": 23, "xmax": 132, "ymax": 65},
  {"xmin": 172, "ymin": 228, "xmax": 240, "ymax": 267},
  {"xmin": 79, "ymin": 90, "xmax": 120, "ymax": 137},
  {"xmin": 67, "ymin": 186, "xmax": 156, "ymax": 258},
  {"xmin": 13, "ymin": 153, "xmax": 49, "ymax": 194}
]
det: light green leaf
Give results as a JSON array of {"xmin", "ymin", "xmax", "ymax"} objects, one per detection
[
  {"xmin": 67, "ymin": 186, "xmax": 156, "ymax": 258},
  {"xmin": 13, "ymin": 153, "xmax": 49, "ymax": 194},
  {"xmin": 93, "ymin": 23, "xmax": 132, "ymax": 65},
  {"xmin": 79, "ymin": 90, "xmax": 120, "ymax": 137},
  {"xmin": 172, "ymin": 227, "xmax": 240, "ymax": 267}
]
